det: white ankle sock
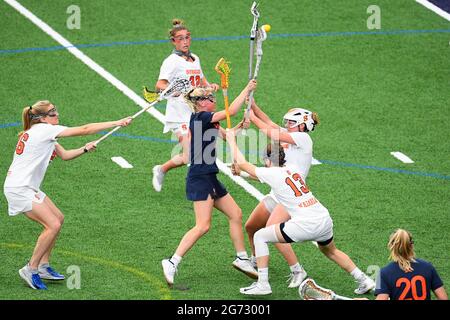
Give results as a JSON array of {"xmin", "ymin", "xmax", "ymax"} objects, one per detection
[
  {"xmin": 170, "ymin": 254, "xmax": 182, "ymax": 267},
  {"xmin": 236, "ymin": 251, "xmax": 249, "ymax": 260},
  {"xmin": 258, "ymin": 267, "xmax": 269, "ymax": 283},
  {"xmin": 289, "ymin": 263, "xmax": 302, "ymax": 273},
  {"xmin": 350, "ymin": 267, "xmax": 364, "ymax": 280}
]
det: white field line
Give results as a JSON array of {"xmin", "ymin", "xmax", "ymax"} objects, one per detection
[
  {"xmin": 390, "ymin": 151, "xmax": 414, "ymax": 164},
  {"xmin": 5, "ymin": 0, "xmax": 265, "ymax": 201},
  {"xmin": 111, "ymin": 156, "xmax": 134, "ymax": 169},
  {"xmin": 416, "ymin": 0, "xmax": 450, "ymax": 22}
]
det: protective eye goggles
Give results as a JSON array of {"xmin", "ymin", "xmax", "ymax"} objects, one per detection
[
  {"xmin": 45, "ymin": 107, "xmax": 58, "ymax": 117},
  {"xmin": 283, "ymin": 118, "xmax": 299, "ymax": 128},
  {"xmin": 194, "ymin": 95, "xmax": 216, "ymax": 102},
  {"xmin": 29, "ymin": 106, "xmax": 58, "ymax": 120},
  {"xmin": 173, "ymin": 34, "xmax": 191, "ymax": 42}
]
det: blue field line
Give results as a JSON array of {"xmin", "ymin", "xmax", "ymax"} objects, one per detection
[
  {"xmin": 1, "ymin": 122, "xmax": 448, "ymax": 180},
  {"xmin": 319, "ymin": 159, "xmax": 450, "ymax": 180},
  {"xmin": 0, "ymin": 122, "xmax": 21, "ymax": 129},
  {"xmin": 1, "ymin": 29, "xmax": 450, "ymax": 56}
]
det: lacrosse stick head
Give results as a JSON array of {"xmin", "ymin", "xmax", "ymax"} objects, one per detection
[
  {"xmin": 142, "ymin": 86, "xmax": 160, "ymax": 103},
  {"xmin": 251, "ymin": 2, "xmax": 260, "ymax": 18},
  {"xmin": 160, "ymin": 78, "xmax": 191, "ymax": 100},
  {"xmin": 299, "ymin": 278, "xmax": 335, "ymax": 300},
  {"xmin": 215, "ymin": 58, "xmax": 231, "ymax": 89}
]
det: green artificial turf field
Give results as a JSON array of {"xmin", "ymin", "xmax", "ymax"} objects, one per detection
[{"xmin": 0, "ymin": 0, "xmax": 449, "ymax": 300}]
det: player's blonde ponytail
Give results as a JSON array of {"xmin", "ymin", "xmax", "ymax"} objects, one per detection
[
  {"xmin": 184, "ymin": 87, "xmax": 214, "ymax": 113},
  {"xmin": 19, "ymin": 100, "xmax": 51, "ymax": 136},
  {"xmin": 388, "ymin": 229, "xmax": 416, "ymax": 272}
]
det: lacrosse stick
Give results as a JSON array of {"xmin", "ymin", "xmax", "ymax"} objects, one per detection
[
  {"xmin": 215, "ymin": 57, "xmax": 232, "ymax": 129},
  {"xmin": 94, "ymin": 78, "xmax": 191, "ymax": 145},
  {"xmin": 248, "ymin": 2, "xmax": 260, "ymax": 82},
  {"xmin": 299, "ymin": 278, "xmax": 352, "ymax": 301},
  {"xmin": 242, "ymin": 24, "xmax": 268, "ymax": 135}
]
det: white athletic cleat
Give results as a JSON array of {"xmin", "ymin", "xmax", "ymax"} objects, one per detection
[
  {"xmin": 354, "ymin": 276, "xmax": 376, "ymax": 294},
  {"xmin": 152, "ymin": 165, "xmax": 165, "ymax": 192},
  {"xmin": 161, "ymin": 259, "xmax": 177, "ymax": 286},
  {"xmin": 232, "ymin": 257, "xmax": 258, "ymax": 279},
  {"xmin": 287, "ymin": 269, "xmax": 308, "ymax": 288},
  {"xmin": 19, "ymin": 265, "xmax": 47, "ymax": 290},
  {"xmin": 240, "ymin": 281, "xmax": 272, "ymax": 295}
]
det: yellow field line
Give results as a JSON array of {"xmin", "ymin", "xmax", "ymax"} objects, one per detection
[{"xmin": 0, "ymin": 242, "xmax": 172, "ymax": 300}]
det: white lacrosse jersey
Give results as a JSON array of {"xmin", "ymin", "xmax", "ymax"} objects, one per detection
[
  {"xmin": 255, "ymin": 166, "xmax": 330, "ymax": 221},
  {"xmin": 4, "ymin": 123, "xmax": 67, "ymax": 190},
  {"xmin": 280, "ymin": 129, "xmax": 313, "ymax": 179},
  {"xmin": 158, "ymin": 53, "xmax": 204, "ymax": 123}
]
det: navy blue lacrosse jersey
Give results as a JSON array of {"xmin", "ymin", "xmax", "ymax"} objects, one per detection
[
  {"xmin": 375, "ymin": 258, "xmax": 443, "ymax": 300},
  {"xmin": 188, "ymin": 111, "xmax": 220, "ymax": 177}
]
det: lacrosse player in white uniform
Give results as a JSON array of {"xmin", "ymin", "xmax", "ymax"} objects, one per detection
[
  {"xmin": 152, "ymin": 19, "xmax": 219, "ymax": 192},
  {"xmin": 236, "ymin": 101, "xmax": 319, "ymax": 288},
  {"xmin": 3, "ymin": 100, "xmax": 132, "ymax": 290},
  {"xmin": 226, "ymin": 129, "xmax": 375, "ymax": 296}
]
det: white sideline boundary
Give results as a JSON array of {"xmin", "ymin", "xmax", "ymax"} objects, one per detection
[
  {"xmin": 5, "ymin": 0, "xmax": 264, "ymax": 201},
  {"xmin": 416, "ymin": 0, "xmax": 450, "ymax": 22}
]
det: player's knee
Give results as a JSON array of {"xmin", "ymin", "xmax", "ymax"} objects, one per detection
[
  {"xmin": 196, "ymin": 223, "xmax": 210, "ymax": 236},
  {"xmin": 253, "ymin": 229, "xmax": 264, "ymax": 243},
  {"xmin": 245, "ymin": 220, "xmax": 256, "ymax": 235},
  {"xmin": 47, "ymin": 219, "xmax": 62, "ymax": 233},
  {"xmin": 58, "ymin": 213, "xmax": 65, "ymax": 225},
  {"xmin": 319, "ymin": 244, "xmax": 334, "ymax": 258},
  {"xmin": 253, "ymin": 229, "xmax": 270, "ymax": 257},
  {"xmin": 234, "ymin": 207, "xmax": 243, "ymax": 221}
]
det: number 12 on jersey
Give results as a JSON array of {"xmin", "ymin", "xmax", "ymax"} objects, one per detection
[{"xmin": 189, "ymin": 75, "xmax": 201, "ymax": 87}]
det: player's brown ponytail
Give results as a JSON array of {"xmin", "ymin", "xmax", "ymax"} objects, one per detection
[
  {"xmin": 19, "ymin": 100, "xmax": 51, "ymax": 136},
  {"xmin": 265, "ymin": 143, "xmax": 286, "ymax": 167},
  {"xmin": 388, "ymin": 229, "xmax": 416, "ymax": 272}
]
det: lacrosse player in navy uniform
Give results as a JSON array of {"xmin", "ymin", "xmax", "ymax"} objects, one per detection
[
  {"xmin": 161, "ymin": 80, "xmax": 257, "ymax": 286},
  {"xmin": 375, "ymin": 229, "xmax": 447, "ymax": 300},
  {"xmin": 152, "ymin": 19, "xmax": 219, "ymax": 192}
]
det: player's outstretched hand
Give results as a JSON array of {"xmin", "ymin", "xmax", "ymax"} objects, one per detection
[
  {"xmin": 84, "ymin": 141, "xmax": 97, "ymax": 153},
  {"xmin": 116, "ymin": 117, "xmax": 133, "ymax": 127}
]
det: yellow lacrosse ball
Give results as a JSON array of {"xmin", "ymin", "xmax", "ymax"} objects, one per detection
[{"xmin": 262, "ymin": 24, "xmax": 271, "ymax": 32}]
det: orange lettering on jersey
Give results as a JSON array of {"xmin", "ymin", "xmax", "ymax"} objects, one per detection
[
  {"xmin": 298, "ymin": 197, "xmax": 318, "ymax": 208},
  {"xmin": 15, "ymin": 133, "xmax": 29, "ymax": 155},
  {"xmin": 186, "ymin": 70, "xmax": 201, "ymax": 75}
]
